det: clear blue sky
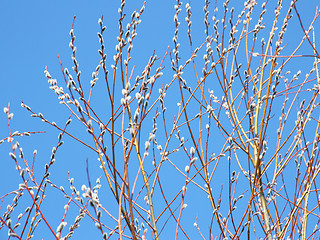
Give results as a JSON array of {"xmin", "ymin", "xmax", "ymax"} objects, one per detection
[{"xmin": 1, "ymin": 0, "xmax": 320, "ymax": 239}]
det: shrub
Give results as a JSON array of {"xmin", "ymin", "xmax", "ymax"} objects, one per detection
[{"xmin": 1, "ymin": 0, "xmax": 320, "ymax": 239}]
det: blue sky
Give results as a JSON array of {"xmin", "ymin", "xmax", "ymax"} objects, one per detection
[{"xmin": 1, "ymin": 0, "xmax": 320, "ymax": 239}]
